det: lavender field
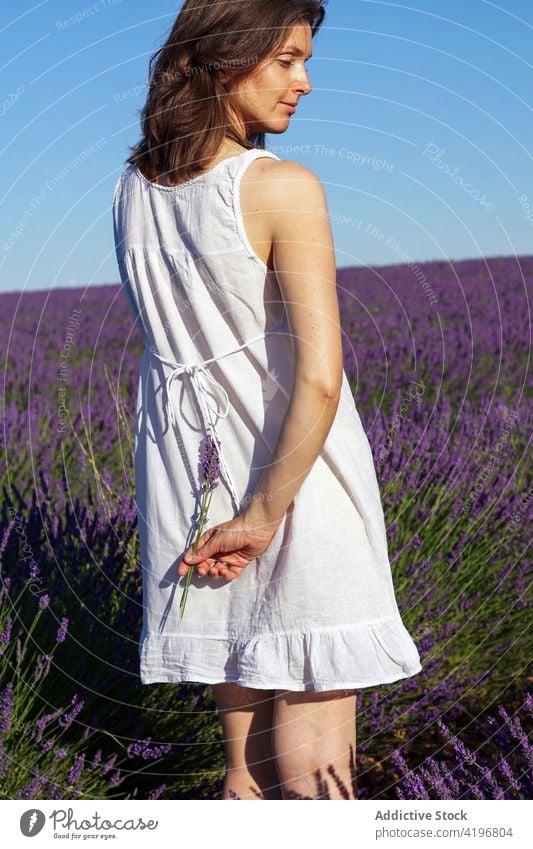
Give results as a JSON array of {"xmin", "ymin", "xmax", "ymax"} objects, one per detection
[{"xmin": 1, "ymin": 254, "xmax": 531, "ymax": 800}]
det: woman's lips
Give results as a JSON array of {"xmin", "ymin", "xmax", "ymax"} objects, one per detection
[{"xmin": 280, "ymin": 102, "xmax": 296, "ymax": 114}]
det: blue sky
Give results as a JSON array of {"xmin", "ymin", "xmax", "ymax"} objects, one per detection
[{"xmin": 1, "ymin": 0, "xmax": 532, "ymax": 293}]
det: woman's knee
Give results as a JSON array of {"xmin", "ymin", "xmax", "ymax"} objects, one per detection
[
  {"xmin": 271, "ymin": 687, "xmax": 357, "ymax": 777},
  {"xmin": 213, "ymin": 682, "xmax": 277, "ymax": 773}
]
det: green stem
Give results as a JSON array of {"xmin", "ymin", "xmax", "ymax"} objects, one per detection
[{"xmin": 179, "ymin": 486, "xmax": 215, "ymax": 620}]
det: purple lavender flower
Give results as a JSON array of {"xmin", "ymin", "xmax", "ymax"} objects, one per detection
[
  {"xmin": 0, "ymin": 616, "xmax": 12, "ymax": 650},
  {"xmin": 58, "ymin": 694, "xmax": 84, "ymax": 729},
  {"xmin": 411, "ymin": 533, "xmax": 423, "ymax": 549},
  {"xmin": 54, "ymin": 747, "xmax": 69, "ymax": 759},
  {"xmin": 126, "ymin": 737, "xmax": 172, "ymax": 760},
  {"xmin": 47, "ymin": 781, "xmax": 66, "ymax": 800},
  {"xmin": 0, "ymin": 682, "xmax": 14, "ymax": 733},
  {"xmin": 16, "ymin": 770, "xmax": 50, "ymax": 800},
  {"xmin": 498, "ymin": 757, "xmax": 522, "ymax": 795},
  {"xmin": 199, "ymin": 433, "xmax": 221, "ymax": 492},
  {"xmin": 56, "ymin": 617, "xmax": 69, "ymax": 643},
  {"xmin": 101, "ymin": 754, "xmax": 117, "ymax": 776},
  {"xmin": 68, "ymin": 753, "xmax": 85, "ymax": 785},
  {"xmin": 437, "ymin": 719, "xmax": 476, "ymax": 765},
  {"xmin": 91, "ymin": 749, "xmax": 102, "ymax": 769},
  {"xmin": 0, "ymin": 525, "xmax": 13, "ymax": 561},
  {"xmin": 149, "ymin": 784, "xmax": 166, "ymax": 799},
  {"xmin": 32, "ymin": 653, "xmax": 52, "ymax": 683},
  {"xmin": 32, "ymin": 706, "xmax": 64, "ymax": 742},
  {"xmin": 38, "ymin": 594, "xmax": 50, "ymax": 610},
  {"xmin": 391, "ymin": 749, "xmax": 430, "ymax": 799},
  {"xmin": 0, "ymin": 739, "xmax": 8, "ymax": 780}
]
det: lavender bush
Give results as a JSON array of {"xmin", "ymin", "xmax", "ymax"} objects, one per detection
[
  {"xmin": 391, "ymin": 692, "xmax": 533, "ymax": 800},
  {"xmin": 0, "ymin": 487, "xmax": 225, "ymax": 800},
  {"xmin": 1, "ymin": 254, "xmax": 531, "ymax": 799},
  {"xmin": 0, "ymin": 576, "xmax": 174, "ymax": 799}
]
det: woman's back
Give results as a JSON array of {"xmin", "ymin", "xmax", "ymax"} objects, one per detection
[{"xmin": 113, "ymin": 148, "xmax": 286, "ymax": 366}]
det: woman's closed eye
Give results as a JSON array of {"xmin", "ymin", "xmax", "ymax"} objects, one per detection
[{"xmin": 278, "ymin": 58, "xmax": 311, "ymax": 69}]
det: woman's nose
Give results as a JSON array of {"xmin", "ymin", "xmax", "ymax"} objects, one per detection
[{"xmin": 295, "ymin": 73, "xmax": 312, "ymax": 96}]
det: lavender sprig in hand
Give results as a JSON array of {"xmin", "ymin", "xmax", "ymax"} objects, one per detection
[{"xmin": 179, "ymin": 433, "xmax": 221, "ymax": 620}]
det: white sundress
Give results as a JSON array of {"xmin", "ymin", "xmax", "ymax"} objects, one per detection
[{"xmin": 112, "ymin": 147, "xmax": 423, "ymax": 692}]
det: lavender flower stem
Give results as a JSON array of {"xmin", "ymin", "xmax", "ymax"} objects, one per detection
[{"xmin": 179, "ymin": 434, "xmax": 221, "ymax": 620}]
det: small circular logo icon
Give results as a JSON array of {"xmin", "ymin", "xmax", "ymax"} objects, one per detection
[{"xmin": 20, "ymin": 809, "xmax": 46, "ymax": 837}]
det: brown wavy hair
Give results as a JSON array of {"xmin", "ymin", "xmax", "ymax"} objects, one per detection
[{"xmin": 126, "ymin": 0, "xmax": 327, "ymax": 184}]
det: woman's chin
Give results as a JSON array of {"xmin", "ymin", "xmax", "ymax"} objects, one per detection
[{"xmin": 258, "ymin": 118, "xmax": 291, "ymax": 135}]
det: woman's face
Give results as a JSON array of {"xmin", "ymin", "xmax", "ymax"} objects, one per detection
[{"xmin": 220, "ymin": 22, "xmax": 313, "ymax": 136}]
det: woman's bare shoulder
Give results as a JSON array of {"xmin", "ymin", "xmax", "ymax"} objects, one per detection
[
  {"xmin": 251, "ymin": 156, "xmax": 327, "ymax": 208},
  {"xmin": 261, "ymin": 156, "xmax": 322, "ymax": 184}
]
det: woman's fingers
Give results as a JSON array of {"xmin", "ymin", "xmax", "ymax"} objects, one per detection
[
  {"xmin": 177, "ymin": 555, "xmax": 216, "ymax": 576},
  {"xmin": 204, "ymin": 560, "xmax": 234, "ymax": 580},
  {"xmin": 177, "ymin": 549, "xmax": 250, "ymax": 582},
  {"xmin": 197, "ymin": 556, "xmax": 218, "ymax": 577},
  {"xmin": 200, "ymin": 560, "xmax": 246, "ymax": 581}
]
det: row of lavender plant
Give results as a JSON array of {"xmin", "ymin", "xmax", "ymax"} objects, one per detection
[
  {"xmin": 2, "ymin": 256, "xmax": 531, "ymax": 508},
  {"xmin": 1, "ymin": 254, "xmax": 531, "ymax": 798}
]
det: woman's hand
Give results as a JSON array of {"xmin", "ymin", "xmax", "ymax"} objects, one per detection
[{"xmin": 177, "ymin": 512, "xmax": 282, "ymax": 582}]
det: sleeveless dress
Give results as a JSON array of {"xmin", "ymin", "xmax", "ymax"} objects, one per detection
[{"xmin": 112, "ymin": 147, "xmax": 423, "ymax": 692}]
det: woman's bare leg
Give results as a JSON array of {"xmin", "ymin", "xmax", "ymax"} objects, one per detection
[
  {"xmin": 272, "ymin": 688, "xmax": 358, "ymax": 799},
  {"xmin": 212, "ymin": 682, "xmax": 282, "ymax": 799}
]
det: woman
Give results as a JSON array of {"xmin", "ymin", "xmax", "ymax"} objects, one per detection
[{"xmin": 113, "ymin": 0, "xmax": 422, "ymax": 800}]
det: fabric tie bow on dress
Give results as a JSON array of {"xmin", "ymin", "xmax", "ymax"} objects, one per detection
[{"xmin": 149, "ymin": 317, "xmax": 285, "ymax": 513}]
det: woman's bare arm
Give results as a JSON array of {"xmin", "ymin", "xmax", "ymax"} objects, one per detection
[
  {"xmin": 180, "ymin": 161, "xmax": 344, "ymax": 577},
  {"xmin": 241, "ymin": 160, "xmax": 344, "ymax": 532}
]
